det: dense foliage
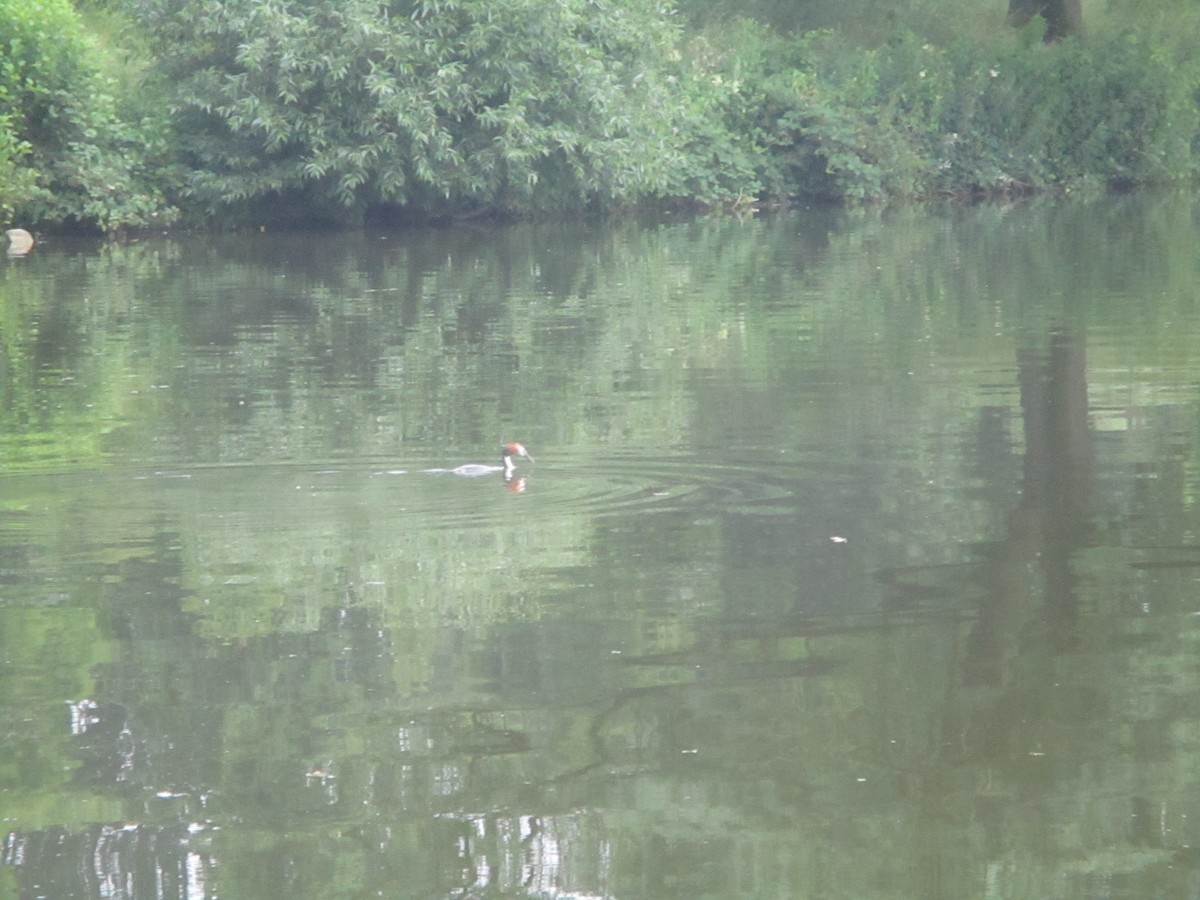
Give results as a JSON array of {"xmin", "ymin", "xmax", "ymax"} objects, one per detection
[
  {"xmin": 0, "ymin": 0, "xmax": 177, "ymax": 230},
  {"xmin": 125, "ymin": 0, "xmax": 682, "ymax": 223},
  {"xmin": 672, "ymin": 21, "xmax": 1200, "ymax": 205},
  {"xmin": 4, "ymin": 0, "xmax": 1200, "ymax": 230}
]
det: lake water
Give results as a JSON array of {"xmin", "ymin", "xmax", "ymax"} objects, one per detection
[{"xmin": 3, "ymin": 194, "xmax": 1200, "ymax": 899}]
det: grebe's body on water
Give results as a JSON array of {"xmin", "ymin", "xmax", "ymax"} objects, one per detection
[{"xmin": 449, "ymin": 442, "xmax": 534, "ymax": 478}]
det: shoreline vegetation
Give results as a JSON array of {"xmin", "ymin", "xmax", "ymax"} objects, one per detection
[{"xmin": 3, "ymin": 0, "xmax": 1199, "ymax": 235}]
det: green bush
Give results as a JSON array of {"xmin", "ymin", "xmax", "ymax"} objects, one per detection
[
  {"xmin": 760, "ymin": 31, "xmax": 935, "ymax": 203},
  {"xmin": 0, "ymin": 112, "xmax": 38, "ymax": 221},
  {"xmin": 127, "ymin": 0, "xmax": 684, "ymax": 224},
  {"xmin": 664, "ymin": 19, "xmax": 1200, "ymax": 208},
  {"xmin": 0, "ymin": 0, "xmax": 177, "ymax": 231},
  {"xmin": 662, "ymin": 27, "xmax": 938, "ymax": 207},
  {"xmin": 9, "ymin": 1, "xmax": 1200, "ymax": 226},
  {"xmin": 934, "ymin": 27, "xmax": 1200, "ymax": 196},
  {"xmin": 655, "ymin": 23, "xmax": 774, "ymax": 208}
]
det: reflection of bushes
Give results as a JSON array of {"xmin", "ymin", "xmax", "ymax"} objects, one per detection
[{"xmin": 4, "ymin": 824, "xmax": 215, "ymax": 899}]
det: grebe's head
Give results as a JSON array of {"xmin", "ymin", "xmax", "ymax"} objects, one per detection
[{"xmin": 501, "ymin": 442, "xmax": 533, "ymax": 463}]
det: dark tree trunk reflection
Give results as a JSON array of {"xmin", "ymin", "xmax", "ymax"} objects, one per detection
[
  {"xmin": 1017, "ymin": 329, "xmax": 1094, "ymax": 648},
  {"xmin": 966, "ymin": 328, "xmax": 1094, "ymax": 687},
  {"xmin": 1008, "ymin": 0, "xmax": 1083, "ymax": 41}
]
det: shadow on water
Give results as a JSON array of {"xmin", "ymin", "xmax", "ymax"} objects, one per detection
[{"xmin": 878, "ymin": 327, "xmax": 1094, "ymax": 644}]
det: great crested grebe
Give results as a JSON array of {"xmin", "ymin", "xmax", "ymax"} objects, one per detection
[{"xmin": 451, "ymin": 442, "xmax": 534, "ymax": 478}]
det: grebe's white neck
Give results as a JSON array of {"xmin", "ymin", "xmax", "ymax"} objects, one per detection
[
  {"xmin": 501, "ymin": 442, "xmax": 533, "ymax": 470},
  {"xmin": 446, "ymin": 443, "xmax": 533, "ymax": 478}
]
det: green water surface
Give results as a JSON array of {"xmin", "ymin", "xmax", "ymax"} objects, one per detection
[{"xmin": 2, "ymin": 195, "xmax": 1200, "ymax": 899}]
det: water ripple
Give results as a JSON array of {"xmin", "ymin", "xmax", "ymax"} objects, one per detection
[
  {"xmin": 516, "ymin": 451, "xmax": 814, "ymax": 521},
  {"xmin": 0, "ymin": 449, "xmax": 842, "ymax": 534}
]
